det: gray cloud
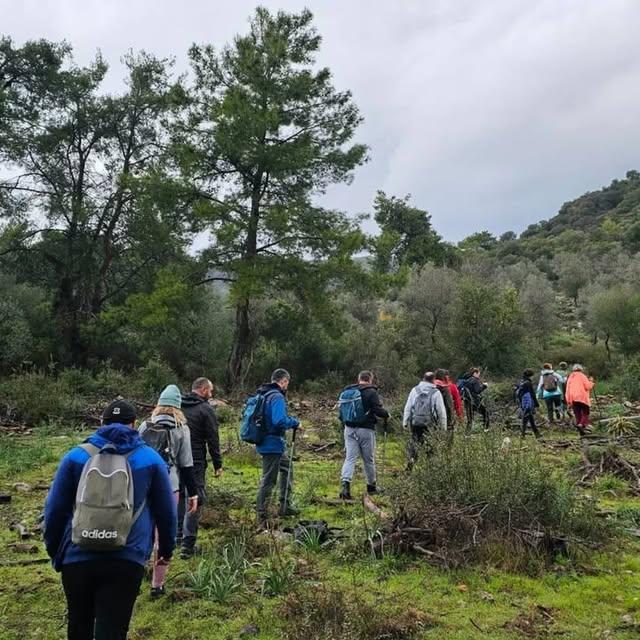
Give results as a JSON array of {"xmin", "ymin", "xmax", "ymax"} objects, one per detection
[{"xmin": 3, "ymin": 0, "xmax": 640, "ymax": 241}]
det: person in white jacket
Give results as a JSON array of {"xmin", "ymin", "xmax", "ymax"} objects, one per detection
[{"xmin": 403, "ymin": 372, "xmax": 447, "ymax": 467}]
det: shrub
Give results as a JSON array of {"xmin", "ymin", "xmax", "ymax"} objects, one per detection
[
  {"xmin": 545, "ymin": 341, "xmax": 612, "ymax": 378},
  {"xmin": 613, "ymin": 355, "xmax": 640, "ymax": 401},
  {"xmin": 0, "ymin": 370, "xmax": 85, "ymax": 425},
  {"xmin": 260, "ymin": 555, "xmax": 295, "ymax": 597},
  {"xmin": 387, "ymin": 431, "xmax": 606, "ymax": 570},
  {"xmin": 280, "ymin": 585, "xmax": 436, "ymax": 640},
  {"xmin": 130, "ymin": 359, "xmax": 179, "ymax": 400}
]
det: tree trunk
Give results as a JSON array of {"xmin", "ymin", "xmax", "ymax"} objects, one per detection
[{"xmin": 226, "ymin": 297, "xmax": 251, "ymax": 389}]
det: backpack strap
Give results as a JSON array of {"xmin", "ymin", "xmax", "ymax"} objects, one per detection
[{"xmin": 79, "ymin": 443, "xmax": 101, "ymax": 457}]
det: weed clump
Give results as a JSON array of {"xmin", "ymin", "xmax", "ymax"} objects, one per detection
[
  {"xmin": 279, "ymin": 585, "xmax": 436, "ymax": 640},
  {"xmin": 386, "ymin": 432, "xmax": 607, "ymax": 570}
]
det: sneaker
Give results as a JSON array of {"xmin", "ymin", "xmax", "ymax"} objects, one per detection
[{"xmin": 150, "ymin": 586, "xmax": 165, "ymax": 599}]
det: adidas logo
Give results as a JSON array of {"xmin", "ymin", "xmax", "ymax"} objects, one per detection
[{"xmin": 81, "ymin": 529, "xmax": 118, "ymax": 540}]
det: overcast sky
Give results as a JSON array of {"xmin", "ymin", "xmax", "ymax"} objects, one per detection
[{"xmin": 3, "ymin": 0, "xmax": 640, "ymax": 241}]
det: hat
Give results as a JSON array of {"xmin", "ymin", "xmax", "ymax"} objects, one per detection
[
  {"xmin": 572, "ymin": 364, "xmax": 584, "ymax": 372},
  {"xmin": 103, "ymin": 400, "xmax": 137, "ymax": 425},
  {"xmin": 158, "ymin": 384, "xmax": 182, "ymax": 408}
]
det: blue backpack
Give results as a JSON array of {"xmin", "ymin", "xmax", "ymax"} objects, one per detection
[
  {"xmin": 240, "ymin": 390, "xmax": 278, "ymax": 445},
  {"xmin": 338, "ymin": 387, "xmax": 366, "ymax": 425}
]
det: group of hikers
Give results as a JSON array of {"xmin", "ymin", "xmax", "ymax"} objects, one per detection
[
  {"xmin": 516, "ymin": 361, "xmax": 596, "ymax": 438},
  {"xmin": 43, "ymin": 363, "xmax": 595, "ymax": 639}
]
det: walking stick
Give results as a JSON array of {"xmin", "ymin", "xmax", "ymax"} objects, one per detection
[
  {"xmin": 379, "ymin": 420, "xmax": 388, "ymax": 492},
  {"xmin": 282, "ymin": 428, "xmax": 297, "ymax": 510}
]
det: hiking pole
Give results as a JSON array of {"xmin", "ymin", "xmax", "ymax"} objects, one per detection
[
  {"xmin": 379, "ymin": 419, "xmax": 388, "ymax": 492},
  {"xmin": 282, "ymin": 428, "xmax": 297, "ymax": 512}
]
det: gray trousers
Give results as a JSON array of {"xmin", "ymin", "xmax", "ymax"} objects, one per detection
[
  {"xmin": 340, "ymin": 426, "xmax": 376, "ymax": 485},
  {"xmin": 178, "ymin": 463, "xmax": 207, "ymax": 550},
  {"xmin": 256, "ymin": 452, "xmax": 292, "ymax": 518}
]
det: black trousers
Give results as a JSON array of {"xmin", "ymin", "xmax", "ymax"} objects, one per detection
[
  {"xmin": 61, "ymin": 559, "xmax": 144, "ymax": 640},
  {"xmin": 521, "ymin": 410, "xmax": 541, "ymax": 438},
  {"xmin": 465, "ymin": 401, "xmax": 489, "ymax": 430}
]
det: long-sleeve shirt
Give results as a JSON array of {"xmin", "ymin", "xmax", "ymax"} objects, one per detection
[
  {"xmin": 181, "ymin": 392, "xmax": 222, "ymax": 470},
  {"xmin": 255, "ymin": 383, "xmax": 300, "ymax": 455}
]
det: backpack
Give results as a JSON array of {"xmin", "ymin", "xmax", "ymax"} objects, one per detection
[
  {"xmin": 410, "ymin": 386, "xmax": 439, "ymax": 428},
  {"xmin": 338, "ymin": 387, "xmax": 367, "ymax": 425},
  {"xmin": 71, "ymin": 443, "xmax": 145, "ymax": 550},
  {"xmin": 543, "ymin": 372, "xmax": 558, "ymax": 392},
  {"xmin": 240, "ymin": 389, "xmax": 278, "ymax": 445},
  {"xmin": 140, "ymin": 419, "xmax": 175, "ymax": 466}
]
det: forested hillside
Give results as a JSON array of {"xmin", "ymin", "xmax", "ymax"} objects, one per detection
[{"xmin": 1, "ymin": 8, "xmax": 640, "ymax": 406}]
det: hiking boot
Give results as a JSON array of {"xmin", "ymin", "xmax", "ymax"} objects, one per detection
[
  {"xmin": 150, "ymin": 586, "xmax": 165, "ymax": 599},
  {"xmin": 366, "ymin": 484, "xmax": 377, "ymax": 495},
  {"xmin": 278, "ymin": 504, "xmax": 300, "ymax": 517},
  {"xmin": 180, "ymin": 545, "xmax": 199, "ymax": 560},
  {"xmin": 339, "ymin": 481, "xmax": 352, "ymax": 500}
]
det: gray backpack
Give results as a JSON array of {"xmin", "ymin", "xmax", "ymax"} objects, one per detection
[
  {"xmin": 410, "ymin": 386, "xmax": 439, "ymax": 428},
  {"xmin": 71, "ymin": 444, "xmax": 145, "ymax": 550}
]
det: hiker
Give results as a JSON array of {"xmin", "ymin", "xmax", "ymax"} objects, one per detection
[
  {"xmin": 557, "ymin": 361, "xmax": 571, "ymax": 416},
  {"xmin": 138, "ymin": 385, "xmax": 198, "ymax": 597},
  {"xmin": 255, "ymin": 368, "xmax": 300, "ymax": 525},
  {"xmin": 516, "ymin": 369, "xmax": 542, "ymax": 439},
  {"xmin": 536, "ymin": 363, "xmax": 564, "ymax": 423},
  {"xmin": 178, "ymin": 377, "xmax": 223, "ymax": 559},
  {"xmin": 565, "ymin": 364, "xmax": 595, "ymax": 435},
  {"xmin": 338, "ymin": 370, "xmax": 390, "ymax": 499},
  {"xmin": 445, "ymin": 370, "xmax": 464, "ymax": 422},
  {"xmin": 44, "ymin": 400, "xmax": 177, "ymax": 640},
  {"xmin": 402, "ymin": 371, "xmax": 447, "ymax": 466},
  {"xmin": 434, "ymin": 368, "xmax": 454, "ymax": 429},
  {"xmin": 460, "ymin": 367, "xmax": 489, "ymax": 431}
]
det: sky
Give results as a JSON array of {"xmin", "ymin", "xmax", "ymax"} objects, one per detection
[{"xmin": 3, "ymin": 0, "xmax": 640, "ymax": 242}]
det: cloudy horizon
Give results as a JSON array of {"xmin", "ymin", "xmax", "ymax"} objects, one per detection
[{"xmin": 3, "ymin": 0, "xmax": 640, "ymax": 242}]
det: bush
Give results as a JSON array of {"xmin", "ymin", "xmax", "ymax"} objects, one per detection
[
  {"xmin": 130, "ymin": 359, "xmax": 179, "ymax": 400},
  {"xmin": 0, "ymin": 370, "xmax": 85, "ymax": 425},
  {"xmin": 387, "ymin": 432, "xmax": 606, "ymax": 570},
  {"xmin": 613, "ymin": 355, "xmax": 640, "ymax": 401},
  {"xmin": 545, "ymin": 340, "xmax": 612, "ymax": 378},
  {"xmin": 280, "ymin": 585, "xmax": 436, "ymax": 640}
]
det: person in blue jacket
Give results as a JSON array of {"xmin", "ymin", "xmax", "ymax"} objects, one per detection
[
  {"xmin": 255, "ymin": 368, "xmax": 300, "ymax": 526},
  {"xmin": 44, "ymin": 400, "xmax": 177, "ymax": 640}
]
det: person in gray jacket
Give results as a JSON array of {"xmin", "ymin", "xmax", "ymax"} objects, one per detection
[{"xmin": 403, "ymin": 371, "xmax": 447, "ymax": 467}]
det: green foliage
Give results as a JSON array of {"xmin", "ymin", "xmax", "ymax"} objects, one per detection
[
  {"xmin": 389, "ymin": 432, "xmax": 606, "ymax": 568},
  {"xmin": 260, "ymin": 555, "xmax": 296, "ymax": 597},
  {"xmin": 373, "ymin": 191, "xmax": 450, "ymax": 272},
  {"xmin": 613, "ymin": 355, "xmax": 640, "ymax": 401},
  {"xmin": 450, "ymin": 277, "xmax": 527, "ymax": 374},
  {"xmin": 177, "ymin": 7, "xmax": 368, "ymax": 385}
]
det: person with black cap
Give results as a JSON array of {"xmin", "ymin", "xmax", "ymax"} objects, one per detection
[{"xmin": 44, "ymin": 399, "xmax": 177, "ymax": 640}]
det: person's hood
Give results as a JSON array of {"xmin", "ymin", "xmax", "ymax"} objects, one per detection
[
  {"xmin": 150, "ymin": 413, "xmax": 179, "ymax": 428},
  {"xmin": 541, "ymin": 368, "xmax": 555, "ymax": 375},
  {"xmin": 416, "ymin": 381, "xmax": 437, "ymax": 392},
  {"xmin": 86, "ymin": 424, "xmax": 145, "ymax": 454},
  {"xmin": 181, "ymin": 392, "xmax": 208, "ymax": 408},
  {"xmin": 258, "ymin": 382, "xmax": 284, "ymax": 396}
]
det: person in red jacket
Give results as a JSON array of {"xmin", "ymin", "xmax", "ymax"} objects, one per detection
[{"xmin": 445, "ymin": 371, "xmax": 464, "ymax": 421}]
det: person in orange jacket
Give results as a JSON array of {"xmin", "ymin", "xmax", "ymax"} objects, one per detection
[{"xmin": 565, "ymin": 364, "xmax": 595, "ymax": 435}]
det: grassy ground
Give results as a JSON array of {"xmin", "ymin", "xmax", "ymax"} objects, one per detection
[{"xmin": 1, "ymin": 399, "xmax": 640, "ymax": 639}]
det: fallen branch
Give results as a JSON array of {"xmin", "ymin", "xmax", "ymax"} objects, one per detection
[{"xmin": 362, "ymin": 494, "xmax": 389, "ymax": 520}]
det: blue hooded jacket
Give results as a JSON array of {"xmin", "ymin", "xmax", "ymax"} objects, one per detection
[
  {"xmin": 44, "ymin": 424, "xmax": 177, "ymax": 571},
  {"xmin": 255, "ymin": 383, "xmax": 299, "ymax": 455}
]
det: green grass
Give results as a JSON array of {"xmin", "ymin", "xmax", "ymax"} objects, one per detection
[{"xmin": 1, "ymin": 407, "xmax": 640, "ymax": 639}]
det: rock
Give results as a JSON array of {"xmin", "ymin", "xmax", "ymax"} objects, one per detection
[
  {"xmin": 480, "ymin": 591, "xmax": 495, "ymax": 602},
  {"xmin": 621, "ymin": 614, "xmax": 634, "ymax": 626},
  {"xmin": 13, "ymin": 483, "xmax": 31, "ymax": 492},
  {"xmin": 239, "ymin": 624, "xmax": 259, "ymax": 637}
]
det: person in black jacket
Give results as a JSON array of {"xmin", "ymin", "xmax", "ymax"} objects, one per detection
[
  {"xmin": 178, "ymin": 378, "xmax": 222, "ymax": 559},
  {"xmin": 461, "ymin": 367, "xmax": 489, "ymax": 431},
  {"xmin": 516, "ymin": 368, "xmax": 542, "ymax": 439},
  {"xmin": 338, "ymin": 371, "xmax": 389, "ymax": 499}
]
